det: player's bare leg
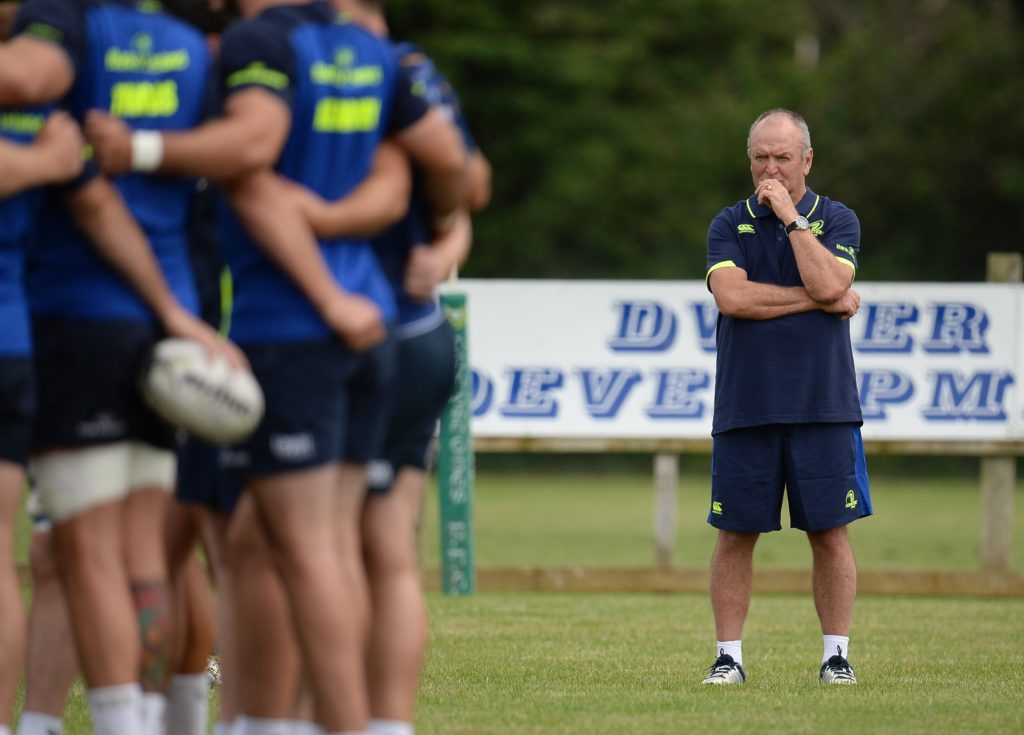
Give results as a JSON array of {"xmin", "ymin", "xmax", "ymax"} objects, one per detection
[
  {"xmin": 226, "ymin": 495, "xmax": 301, "ymax": 723},
  {"xmin": 248, "ymin": 466, "xmax": 369, "ymax": 731},
  {"xmin": 124, "ymin": 484, "xmax": 173, "ymax": 734},
  {"xmin": 201, "ymin": 509, "xmax": 242, "ymax": 735},
  {"xmin": 17, "ymin": 527, "xmax": 78, "ymax": 735},
  {"xmin": 53, "ymin": 500, "xmax": 139, "ymax": 685},
  {"xmin": 0, "ymin": 462, "xmax": 27, "ymax": 730},
  {"xmin": 337, "ymin": 462, "xmax": 372, "ymax": 647},
  {"xmin": 362, "ymin": 467, "xmax": 428, "ymax": 726}
]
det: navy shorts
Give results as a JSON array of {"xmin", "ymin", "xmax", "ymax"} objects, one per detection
[
  {"xmin": 221, "ymin": 337, "xmax": 392, "ymax": 492},
  {"xmin": 344, "ymin": 330, "xmax": 398, "ymax": 464},
  {"xmin": 368, "ymin": 321, "xmax": 456, "ymax": 494},
  {"xmin": 0, "ymin": 356, "xmax": 35, "ymax": 467},
  {"xmin": 176, "ymin": 436, "xmax": 240, "ymax": 516},
  {"xmin": 709, "ymin": 423, "xmax": 872, "ymax": 533},
  {"xmin": 31, "ymin": 317, "xmax": 175, "ymax": 451}
]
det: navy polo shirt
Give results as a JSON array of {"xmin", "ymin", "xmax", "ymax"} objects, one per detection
[{"xmin": 705, "ymin": 187, "xmax": 863, "ymax": 434}]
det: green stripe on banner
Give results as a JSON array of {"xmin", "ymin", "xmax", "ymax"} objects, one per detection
[{"xmin": 438, "ymin": 291, "xmax": 475, "ymax": 595}]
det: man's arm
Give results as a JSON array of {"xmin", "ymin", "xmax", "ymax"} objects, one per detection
[
  {"xmin": 225, "ymin": 172, "xmax": 386, "ymax": 350},
  {"xmin": 85, "ymin": 88, "xmax": 291, "ymax": 182},
  {"xmin": 0, "ymin": 110, "xmax": 82, "ymax": 197},
  {"xmin": 403, "ymin": 209, "xmax": 471, "ymax": 302},
  {"xmin": 465, "ymin": 149, "xmax": 492, "ymax": 213},
  {"xmin": 284, "ymin": 140, "xmax": 411, "ymax": 239},
  {"xmin": 393, "ymin": 106, "xmax": 467, "ymax": 228},
  {"xmin": 710, "ymin": 267, "xmax": 859, "ymax": 320},
  {"xmin": 0, "ymin": 35, "xmax": 74, "ymax": 106},
  {"xmin": 67, "ymin": 177, "xmax": 246, "ymax": 365},
  {"xmin": 755, "ymin": 180, "xmax": 854, "ymax": 303}
]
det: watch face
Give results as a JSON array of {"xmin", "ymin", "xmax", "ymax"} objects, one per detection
[{"xmin": 788, "ymin": 216, "xmax": 810, "ymax": 233}]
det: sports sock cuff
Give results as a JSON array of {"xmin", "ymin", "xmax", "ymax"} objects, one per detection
[
  {"xmin": 823, "ymin": 634, "xmax": 850, "ymax": 663},
  {"xmin": 370, "ymin": 720, "xmax": 414, "ymax": 735},
  {"xmin": 15, "ymin": 712, "xmax": 64, "ymax": 735},
  {"xmin": 716, "ymin": 640, "xmax": 743, "ymax": 665}
]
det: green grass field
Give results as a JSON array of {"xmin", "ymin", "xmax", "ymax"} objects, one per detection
[{"xmin": 13, "ymin": 463, "xmax": 1024, "ymax": 733}]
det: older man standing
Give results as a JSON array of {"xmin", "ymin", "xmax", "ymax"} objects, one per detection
[{"xmin": 702, "ymin": 108, "xmax": 871, "ymax": 686}]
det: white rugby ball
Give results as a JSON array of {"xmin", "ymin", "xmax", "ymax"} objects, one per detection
[{"xmin": 142, "ymin": 338, "xmax": 264, "ymax": 444}]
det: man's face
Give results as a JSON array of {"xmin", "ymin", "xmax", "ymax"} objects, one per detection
[{"xmin": 748, "ymin": 116, "xmax": 812, "ymax": 200}]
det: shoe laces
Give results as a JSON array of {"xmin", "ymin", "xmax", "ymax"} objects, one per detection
[
  {"xmin": 708, "ymin": 654, "xmax": 739, "ymax": 677},
  {"xmin": 822, "ymin": 654, "xmax": 856, "ymax": 681}
]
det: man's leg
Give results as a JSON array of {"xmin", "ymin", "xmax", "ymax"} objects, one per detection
[
  {"xmin": 0, "ymin": 462, "xmax": 26, "ymax": 731},
  {"xmin": 200, "ymin": 509, "xmax": 240, "ymax": 735},
  {"xmin": 703, "ymin": 530, "xmax": 759, "ymax": 684},
  {"xmin": 16, "ymin": 526, "xmax": 78, "ymax": 735},
  {"xmin": 709, "ymin": 530, "xmax": 759, "ymax": 641},
  {"xmin": 226, "ymin": 495, "xmax": 302, "ymax": 725},
  {"xmin": 807, "ymin": 525, "xmax": 857, "ymax": 635},
  {"xmin": 249, "ymin": 464, "xmax": 369, "ymax": 733},
  {"xmin": 362, "ymin": 467, "xmax": 427, "ymax": 729},
  {"xmin": 124, "ymin": 485, "xmax": 173, "ymax": 735},
  {"xmin": 807, "ymin": 524, "xmax": 858, "ymax": 683},
  {"xmin": 51, "ymin": 499, "xmax": 143, "ymax": 735}
]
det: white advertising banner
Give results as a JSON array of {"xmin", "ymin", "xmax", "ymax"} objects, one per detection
[{"xmin": 452, "ymin": 280, "xmax": 1023, "ymax": 442}]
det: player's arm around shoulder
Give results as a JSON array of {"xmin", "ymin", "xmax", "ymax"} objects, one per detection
[{"xmin": 0, "ymin": 0, "xmax": 79, "ymax": 105}]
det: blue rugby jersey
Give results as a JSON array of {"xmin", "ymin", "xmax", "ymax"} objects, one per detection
[
  {"xmin": 705, "ymin": 188, "xmax": 863, "ymax": 434},
  {"xmin": 0, "ymin": 106, "xmax": 50, "ymax": 355},
  {"xmin": 14, "ymin": 0, "xmax": 210, "ymax": 322},
  {"xmin": 372, "ymin": 41, "xmax": 477, "ymax": 338},
  {"xmin": 216, "ymin": 2, "xmax": 428, "ymax": 344}
]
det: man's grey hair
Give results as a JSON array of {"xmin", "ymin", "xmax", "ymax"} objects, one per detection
[{"xmin": 746, "ymin": 108, "xmax": 812, "ymax": 159}]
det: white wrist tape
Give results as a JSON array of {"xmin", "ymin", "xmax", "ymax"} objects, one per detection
[{"xmin": 131, "ymin": 130, "xmax": 164, "ymax": 172}]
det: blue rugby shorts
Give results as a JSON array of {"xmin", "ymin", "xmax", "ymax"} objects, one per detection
[{"xmin": 709, "ymin": 422, "xmax": 872, "ymax": 533}]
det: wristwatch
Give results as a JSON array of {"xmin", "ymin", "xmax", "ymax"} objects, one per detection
[{"xmin": 785, "ymin": 215, "xmax": 811, "ymax": 234}]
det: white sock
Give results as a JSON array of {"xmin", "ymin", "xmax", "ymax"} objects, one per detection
[
  {"xmin": 823, "ymin": 635, "xmax": 850, "ymax": 663},
  {"xmin": 716, "ymin": 640, "xmax": 743, "ymax": 665},
  {"xmin": 370, "ymin": 720, "xmax": 413, "ymax": 735},
  {"xmin": 290, "ymin": 721, "xmax": 323, "ymax": 735},
  {"xmin": 0, "ymin": 724, "xmax": 12, "ymax": 735},
  {"xmin": 166, "ymin": 673, "xmax": 210, "ymax": 735},
  {"xmin": 234, "ymin": 716, "xmax": 293, "ymax": 735},
  {"xmin": 87, "ymin": 683, "xmax": 143, "ymax": 735},
  {"xmin": 16, "ymin": 712, "xmax": 64, "ymax": 735},
  {"xmin": 140, "ymin": 691, "xmax": 166, "ymax": 735}
]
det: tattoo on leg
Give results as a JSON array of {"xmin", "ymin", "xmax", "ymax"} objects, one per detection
[{"xmin": 132, "ymin": 579, "xmax": 171, "ymax": 691}]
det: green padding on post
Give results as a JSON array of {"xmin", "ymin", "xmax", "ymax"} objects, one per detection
[{"xmin": 438, "ymin": 291, "xmax": 475, "ymax": 595}]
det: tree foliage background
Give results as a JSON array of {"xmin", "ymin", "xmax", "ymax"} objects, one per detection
[{"xmin": 386, "ymin": 0, "xmax": 1024, "ymax": 281}]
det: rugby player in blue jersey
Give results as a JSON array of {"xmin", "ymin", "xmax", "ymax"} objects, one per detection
[
  {"xmin": 0, "ymin": 107, "xmax": 82, "ymax": 735},
  {"xmin": 84, "ymin": 1, "xmax": 466, "ymax": 732},
  {"xmin": 702, "ymin": 109, "xmax": 870, "ymax": 687},
  {"xmin": 0, "ymin": 2, "xmax": 244, "ymax": 732},
  {"xmin": 304, "ymin": 4, "xmax": 490, "ymax": 734}
]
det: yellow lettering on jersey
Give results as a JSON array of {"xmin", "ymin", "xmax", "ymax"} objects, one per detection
[
  {"xmin": 309, "ymin": 62, "xmax": 383, "ymax": 88},
  {"xmin": 0, "ymin": 111, "xmax": 45, "ymax": 135},
  {"xmin": 311, "ymin": 97, "xmax": 381, "ymax": 133},
  {"xmin": 226, "ymin": 62, "xmax": 289, "ymax": 91},
  {"xmin": 110, "ymin": 80, "xmax": 180, "ymax": 118},
  {"xmin": 105, "ymin": 48, "xmax": 190, "ymax": 73}
]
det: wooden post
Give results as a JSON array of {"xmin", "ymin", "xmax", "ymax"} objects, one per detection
[
  {"xmin": 653, "ymin": 453, "xmax": 678, "ymax": 569},
  {"xmin": 980, "ymin": 252, "xmax": 1022, "ymax": 572}
]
